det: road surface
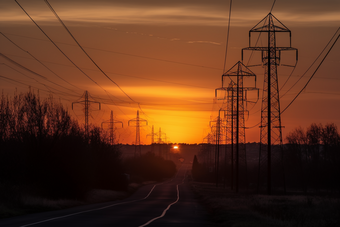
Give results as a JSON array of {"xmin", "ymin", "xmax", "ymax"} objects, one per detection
[{"xmin": 0, "ymin": 163, "xmax": 213, "ymax": 227}]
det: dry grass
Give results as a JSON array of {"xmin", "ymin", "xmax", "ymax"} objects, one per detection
[
  {"xmin": 191, "ymin": 182, "xmax": 340, "ymax": 227},
  {"xmin": 0, "ymin": 182, "xmax": 144, "ymax": 219}
]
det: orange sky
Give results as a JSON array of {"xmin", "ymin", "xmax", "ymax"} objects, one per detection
[{"xmin": 1, "ymin": 0, "xmax": 340, "ymax": 144}]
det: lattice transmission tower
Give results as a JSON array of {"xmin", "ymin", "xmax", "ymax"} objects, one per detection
[
  {"xmin": 128, "ymin": 110, "xmax": 148, "ymax": 157},
  {"xmin": 146, "ymin": 125, "xmax": 157, "ymax": 153},
  {"xmin": 242, "ymin": 13, "xmax": 298, "ymax": 194},
  {"xmin": 216, "ymin": 61, "xmax": 257, "ymax": 192},
  {"xmin": 72, "ymin": 90, "xmax": 101, "ymax": 138},
  {"xmin": 101, "ymin": 110, "xmax": 123, "ymax": 145},
  {"xmin": 156, "ymin": 127, "xmax": 167, "ymax": 157},
  {"xmin": 209, "ymin": 114, "xmax": 223, "ymax": 186},
  {"xmin": 147, "ymin": 125, "xmax": 155, "ymax": 144}
]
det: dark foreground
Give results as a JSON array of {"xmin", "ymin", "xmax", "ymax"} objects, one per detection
[{"xmin": 0, "ymin": 163, "xmax": 213, "ymax": 227}]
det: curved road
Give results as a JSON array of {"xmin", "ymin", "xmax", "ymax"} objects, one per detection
[{"xmin": 0, "ymin": 163, "xmax": 213, "ymax": 227}]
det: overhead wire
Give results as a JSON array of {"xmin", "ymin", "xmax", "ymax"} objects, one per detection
[
  {"xmin": 214, "ymin": 0, "xmax": 233, "ymax": 123},
  {"xmin": 0, "ymin": 32, "xmax": 82, "ymax": 94},
  {"xmin": 279, "ymin": 63, "xmax": 297, "ymax": 91},
  {"xmin": 245, "ymin": 26, "xmax": 339, "ymax": 129},
  {"xmin": 270, "ymin": 0, "xmax": 277, "ymax": 13},
  {"xmin": 43, "ymin": 0, "xmax": 160, "ymax": 121},
  {"xmin": 2, "ymin": 32, "xmax": 221, "ymax": 71},
  {"xmin": 44, "ymin": 0, "xmax": 137, "ymax": 105},
  {"xmin": 0, "ymin": 52, "xmax": 81, "ymax": 96},
  {"xmin": 0, "ymin": 74, "xmax": 74, "ymax": 103},
  {"xmin": 281, "ymin": 27, "xmax": 340, "ymax": 114},
  {"xmin": 1, "ymin": 63, "xmax": 80, "ymax": 99},
  {"xmin": 3, "ymin": 51, "xmax": 214, "ymax": 89},
  {"xmin": 222, "ymin": 0, "xmax": 233, "ymax": 74},
  {"xmin": 280, "ymin": 27, "xmax": 340, "ymax": 99},
  {"xmin": 14, "ymin": 0, "xmax": 127, "ymax": 108}
]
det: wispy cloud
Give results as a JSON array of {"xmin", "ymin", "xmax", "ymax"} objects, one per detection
[
  {"xmin": 187, "ymin": 41, "xmax": 221, "ymax": 45},
  {"xmin": 1, "ymin": 1, "xmax": 339, "ymax": 27}
]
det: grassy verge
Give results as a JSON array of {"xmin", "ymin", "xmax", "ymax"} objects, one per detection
[
  {"xmin": 0, "ymin": 182, "xmax": 149, "ymax": 219},
  {"xmin": 191, "ymin": 182, "xmax": 340, "ymax": 227}
]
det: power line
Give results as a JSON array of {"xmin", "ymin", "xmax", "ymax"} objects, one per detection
[
  {"xmin": 44, "ymin": 0, "xmax": 137, "ymax": 105},
  {"xmin": 279, "ymin": 62, "xmax": 297, "ymax": 91},
  {"xmin": 2, "ymin": 32, "xmax": 221, "ymax": 71},
  {"xmin": 223, "ymin": 0, "xmax": 233, "ymax": 73},
  {"xmin": 270, "ymin": 0, "xmax": 277, "ymax": 13},
  {"xmin": 2, "ymin": 52, "xmax": 214, "ymax": 89},
  {"xmin": 1, "ymin": 63, "xmax": 80, "ymax": 99},
  {"xmin": 0, "ymin": 32, "xmax": 82, "ymax": 93},
  {"xmin": 14, "ymin": 0, "xmax": 126, "ymax": 106},
  {"xmin": 0, "ymin": 74, "xmax": 74, "ymax": 102},
  {"xmin": 280, "ymin": 27, "xmax": 340, "ymax": 99},
  {"xmin": 0, "ymin": 52, "xmax": 80, "ymax": 95},
  {"xmin": 281, "ymin": 27, "xmax": 340, "ymax": 114}
]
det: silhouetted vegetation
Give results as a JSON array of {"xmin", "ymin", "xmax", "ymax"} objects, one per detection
[
  {"xmin": 0, "ymin": 91, "xmax": 127, "ymax": 208},
  {"xmin": 285, "ymin": 123, "xmax": 340, "ymax": 193},
  {"xmin": 124, "ymin": 152, "xmax": 176, "ymax": 182},
  {"xmin": 191, "ymin": 155, "xmax": 212, "ymax": 182},
  {"xmin": 194, "ymin": 123, "xmax": 340, "ymax": 195}
]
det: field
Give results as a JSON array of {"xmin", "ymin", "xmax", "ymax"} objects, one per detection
[{"xmin": 190, "ymin": 182, "xmax": 340, "ymax": 227}]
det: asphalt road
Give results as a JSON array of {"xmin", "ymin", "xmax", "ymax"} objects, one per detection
[{"xmin": 0, "ymin": 163, "xmax": 213, "ymax": 227}]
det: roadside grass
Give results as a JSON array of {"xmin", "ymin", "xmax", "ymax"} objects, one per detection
[
  {"xmin": 0, "ymin": 182, "xmax": 146, "ymax": 219},
  {"xmin": 191, "ymin": 182, "xmax": 340, "ymax": 227}
]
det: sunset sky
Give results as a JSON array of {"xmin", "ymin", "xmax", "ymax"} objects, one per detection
[{"xmin": 1, "ymin": 0, "xmax": 339, "ymax": 144}]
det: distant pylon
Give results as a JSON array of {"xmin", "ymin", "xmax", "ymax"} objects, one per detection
[
  {"xmin": 156, "ymin": 127, "xmax": 166, "ymax": 157},
  {"xmin": 128, "ymin": 110, "xmax": 148, "ymax": 157},
  {"xmin": 146, "ymin": 125, "xmax": 156, "ymax": 144},
  {"xmin": 222, "ymin": 61, "xmax": 257, "ymax": 192},
  {"xmin": 101, "ymin": 110, "xmax": 123, "ymax": 145},
  {"xmin": 242, "ymin": 13, "xmax": 298, "ymax": 194},
  {"xmin": 215, "ymin": 61, "xmax": 258, "ymax": 191},
  {"xmin": 157, "ymin": 127, "xmax": 166, "ymax": 144},
  {"xmin": 72, "ymin": 90, "xmax": 101, "ymax": 138},
  {"xmin": 146, "ymin": 125, "xmax": 157, "ymax": 153}
]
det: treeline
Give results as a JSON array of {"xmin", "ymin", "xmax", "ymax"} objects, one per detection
[
  {"xmin": 0, "ymin": 91, "xmax": 127, "ymax": 203},
  {"xmin": 192, "ymin": 123, "xmax": 340, "ymax": 194},
  {"xmin": 285, "ymin": 123, "xmax": 340, "ymax": 193}
]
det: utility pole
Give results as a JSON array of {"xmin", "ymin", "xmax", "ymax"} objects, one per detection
[
  {"xmin": 101, "ymin": 110, "xmax": 123, "ymax": 145},
  {"xmin": 72, "ymin": 90, "xmax": 101, "ymax": 138},
  {"xmin": 242, "ymin": 13, "xmax": 298, "ymax": 194},
  {"xmin": 128, "ymin": 110, "xmax": 148, "ymax": 157}
]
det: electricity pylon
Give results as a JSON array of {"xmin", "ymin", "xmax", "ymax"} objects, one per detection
[
  {"xmin": 242, "ymin": 13, "xmax": 298, "ymax": 194},
  {"xmin": 223, "ymin": 61, "xmax": 257, "ymax": 192},
  {"xmin": 209, "ymin": 114, "xmax": 223, "ymax": 186},
  {"xmin": 72, "ymin": 90, "xmax": 101, "ymax": 138},
  {"xmin": 146, "ymin": 125, "xmax": 157, "ymax": 153},
  {"xmin": 101, "ymin": 110, "xmax": 123, "ymax": 145},
  {"xmin": 157, "ymin": 127, "xmax": 166, "ymax": 144},
  {"xmin": 128, "ymin": 110, "xmax": 148, "ymax": 157},
  {"xmin": 156, "ymin": 127, "xmax": 166, "ymax": 157},
  {"xmin": 146, "ymin": 125, "xmax": 156, "ymax": 144},
  {"xmin": 215, "ymin": 61, "xmax": 258, "ymax": 192}
]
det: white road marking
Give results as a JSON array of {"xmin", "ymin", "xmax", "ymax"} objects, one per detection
[
  {"xmin": 20, "ymin": 164, "xmax": 185, "ymax": 227},
  {"xmin": 138, "ymin": 173, "xmax": 187, "ymax": 227},
  {"xmin": 20, "ymin": 185, "xmax": 158, "ymax": 227}
]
